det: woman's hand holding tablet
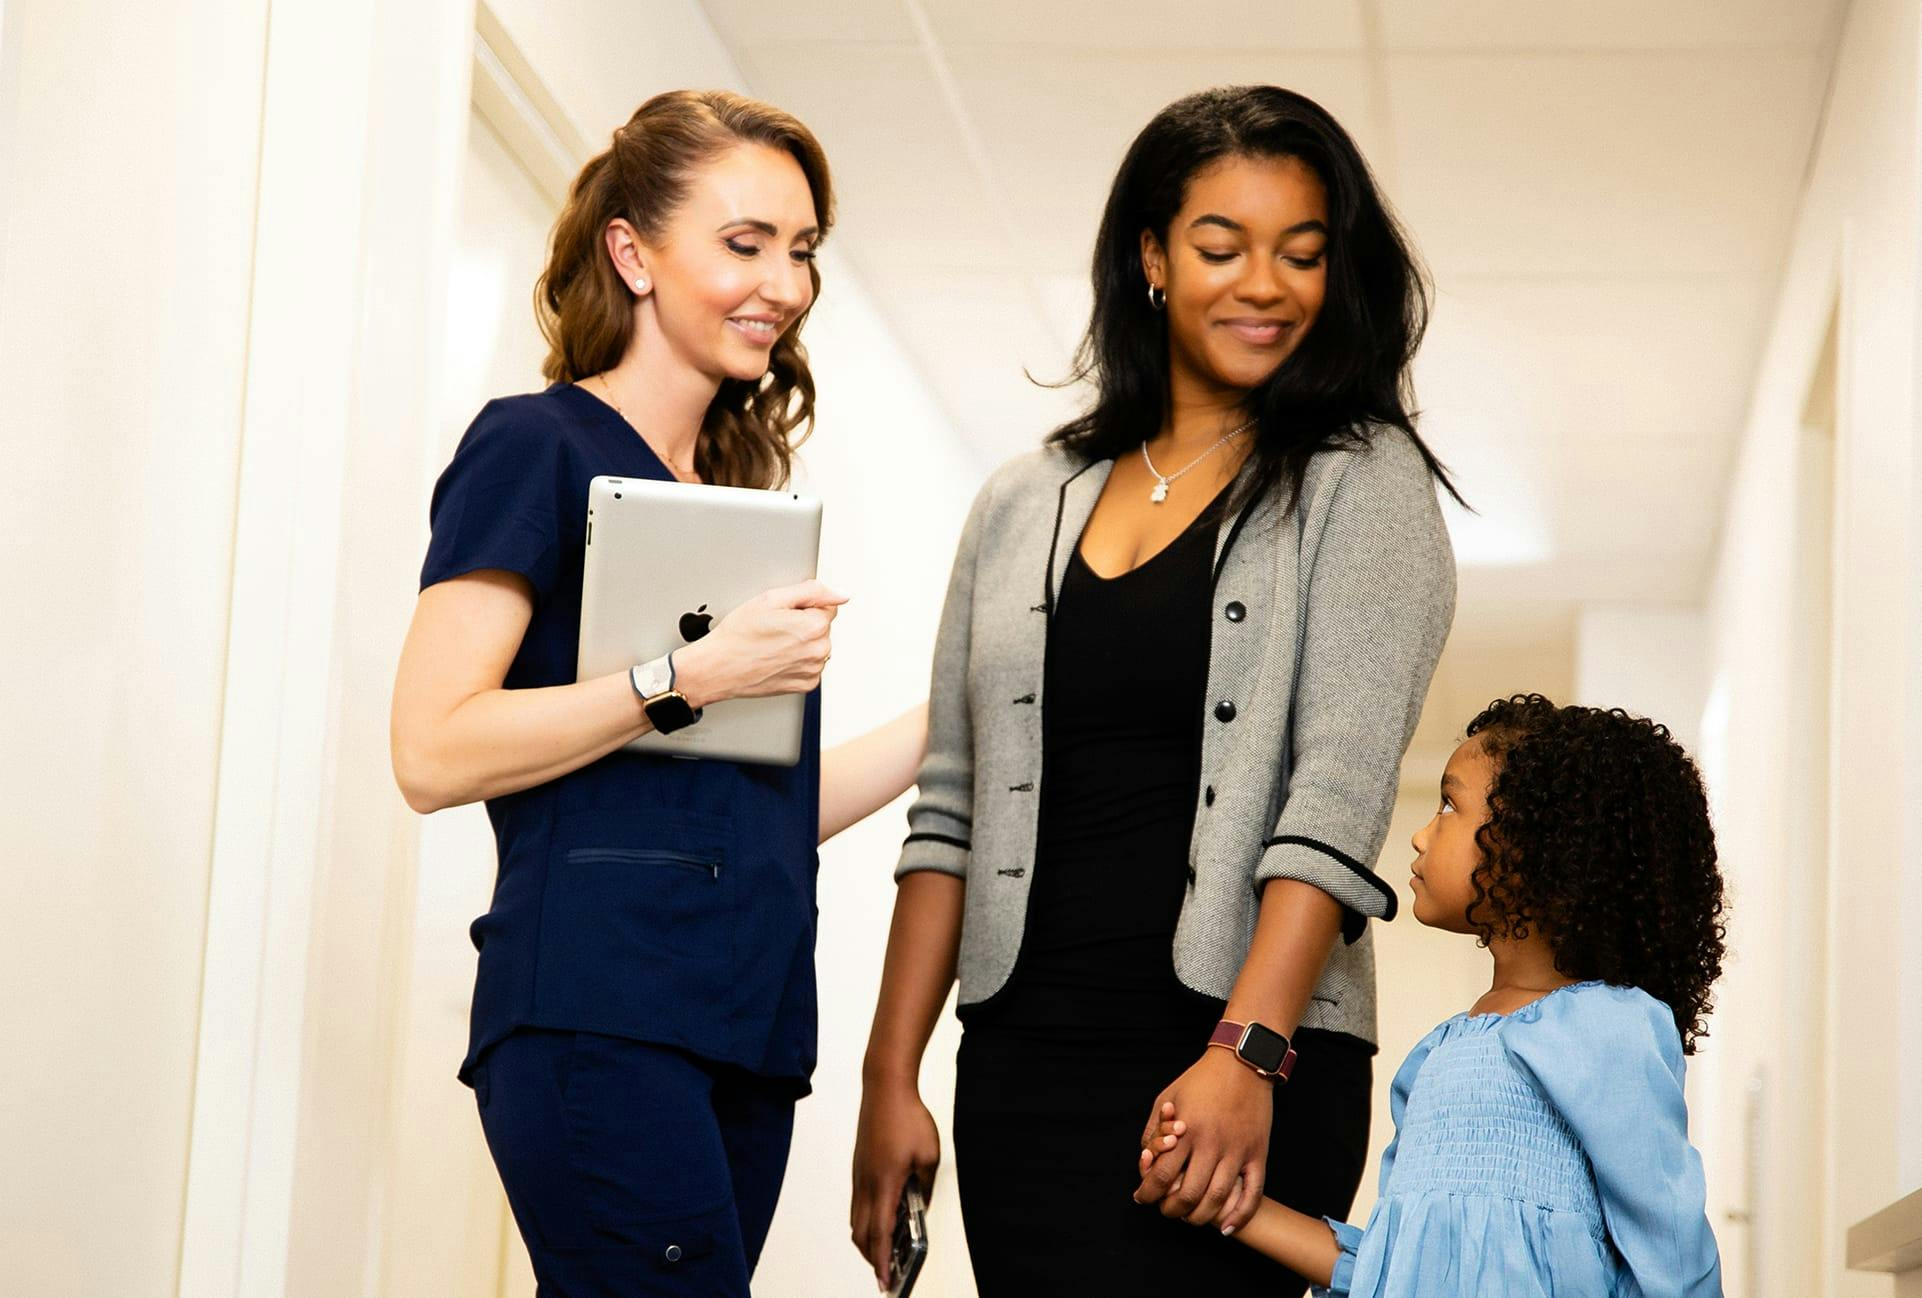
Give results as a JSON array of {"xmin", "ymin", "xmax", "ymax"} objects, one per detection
[{"xmin": 671, "ymin": 578, "xmax": 847, "ymax": 710}]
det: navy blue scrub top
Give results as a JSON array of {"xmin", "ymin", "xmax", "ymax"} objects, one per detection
[{"xmin": 420, "ymin": 382, "xmax": 822, "ymax": 1095}]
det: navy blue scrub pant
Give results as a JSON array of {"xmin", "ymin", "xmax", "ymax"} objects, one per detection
[{"xmin": 473, "ymin": 1028, "xmax": 796, "ymax": 1296}]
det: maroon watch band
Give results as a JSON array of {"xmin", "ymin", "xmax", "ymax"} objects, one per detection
[{"xmin": 1207, "ymin": 1019, "xmax": 1298, "ymax": 1082}]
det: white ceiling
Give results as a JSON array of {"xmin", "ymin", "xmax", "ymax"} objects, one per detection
[{"xmin": 701, "ymin": 0, "xmax": 1843, "ymax": 644}]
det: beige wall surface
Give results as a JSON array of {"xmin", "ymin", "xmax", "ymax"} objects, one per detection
[
  {"xmin": 0, "ymin": 1, "xmax": 268, "ymax": 1293},
  {"xmin": 1695, "ymin": 0, "xmax": 1920, "ymax": 1293}
]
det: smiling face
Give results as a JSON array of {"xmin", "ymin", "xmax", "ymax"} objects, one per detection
[
  {"xmin": 617, "ymin": 142, "xmax": 820, "ymax": 384},
  {"xmin": 1139, "ymin": 152, "xmax": 1329, "ymax": 400},
  {"xmin": 1408, "ymin": 736, "xmax": 1499, "ymax": 933}
]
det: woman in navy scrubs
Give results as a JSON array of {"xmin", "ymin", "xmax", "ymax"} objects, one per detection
[{"xmin": 391, "ymin": 90, "xmax": 922, "ymax": 1296}]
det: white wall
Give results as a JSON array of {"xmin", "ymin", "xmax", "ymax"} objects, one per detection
[
  {"xmin": 1695, "ymin": 0, "xmax": 1920, "ymax": 1292},
  {"xmin": 0, "ymin": 1, "xmax": 266, "ymax": 1293},
  {"xmin": 1574, "ymin": 605, "xmax": 1705, "ymax": 752}
]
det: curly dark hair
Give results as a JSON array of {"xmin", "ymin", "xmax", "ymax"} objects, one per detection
[{"xmin": 1463, "ymin": 694, "xmax": 1727, "ymax": 1053}]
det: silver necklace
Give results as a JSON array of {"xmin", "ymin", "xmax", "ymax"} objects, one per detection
[
  {"xmin": 1140, "ymin": 418, "xmax": 1255, "ymax": 503},
  {"xmin": 593, "ymin": 374, "xmax": 697, "ymax": 481}
]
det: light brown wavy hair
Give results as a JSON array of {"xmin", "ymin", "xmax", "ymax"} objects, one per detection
[{"xmin": 537, "ymin": 90, "xmax": 833, "ymax": 489}]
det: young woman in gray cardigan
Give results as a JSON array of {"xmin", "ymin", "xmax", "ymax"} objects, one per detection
[{"xmin": 852, "ymin": 86, "xmax": 1458, "ymax": 1297}]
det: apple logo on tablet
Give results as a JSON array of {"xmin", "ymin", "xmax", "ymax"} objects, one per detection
[{"xmin": 679, "ymin": 604, "xmax": 712, "ymax": 642}]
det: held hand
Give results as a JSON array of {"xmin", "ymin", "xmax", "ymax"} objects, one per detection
[
  {"xmin": 1139, "ymin": 1105, "xmax": 1230, "ymax": 1232},
  {"xmin": 1137, "ymin": 1100, "xmax": 1187, "ymax": 1163},
  {"xmin": 1132, "ymin": 1049, "xmax": 1273, "ymax": 1234},
  {"xmin": 850, "ymin": 1078, "xmax": 940, "ymax": 1292},
  {"xmin": 673, "ymin": 579, "xmax": 846, "ymax": 709}
]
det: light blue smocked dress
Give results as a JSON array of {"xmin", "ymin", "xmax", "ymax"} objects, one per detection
[{"xmin": 1316, "ymin": 981, "xmax": 1722, "ymax": 1298}]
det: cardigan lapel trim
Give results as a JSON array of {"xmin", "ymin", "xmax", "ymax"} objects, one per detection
[
  {"xmin": 1045, "ymin": 456, "xmax": 1113, "ymax": 614},
  {"xmin": 1211, "ymin": 453, "xmax": 1268, "ymax": 582}
]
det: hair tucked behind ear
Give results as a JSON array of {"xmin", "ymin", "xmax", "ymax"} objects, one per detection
[{"xmin": 536, "ymin": 89, "xmax": 833, "ymax": 489}]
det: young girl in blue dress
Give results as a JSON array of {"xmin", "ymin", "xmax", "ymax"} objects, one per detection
[{"xmin": 1139, "ymin": 693, "xmax": 1726, "ymax": 1296}]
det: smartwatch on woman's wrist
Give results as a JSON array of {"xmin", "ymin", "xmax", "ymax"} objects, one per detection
[
  {"xmin": 630, "ymin": 653, "xmax": 701, "ymax": 734},
  {"xmin": 1207, "ymin": 1019, "xmax": 1297, "ymax": 1082}
]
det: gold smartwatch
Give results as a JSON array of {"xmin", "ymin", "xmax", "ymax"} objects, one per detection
[
  {"xmin": 630, "ymin": 653, "xmax": 701, "ymax": 734},
  {"xmin": 1207, "ymin": 1019, "xmax": 1297, "ymax": 1082}
]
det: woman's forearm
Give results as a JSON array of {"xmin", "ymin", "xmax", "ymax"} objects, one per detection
[
  {"xmin": 1129, "ymin": 876, "xmax": 1348, "ymax": 1235},
  {"xmin": 861, "ymin": 870, "xmax": 964, "ymax": 1087},
  {"xmin": 393, "ymin": 667, "xmax": 654, "ymax": 813},
  {"xmin": 391, "ymin": 574, "xmax": 661, "ymax": 812},
  {"xmin": 1223, "ymin": 878, "xmax": 1345, "ymax": 1035},
  {"xmin": 819, "ymin": 702, "xmax": 929, "ymax": 844},
  {"xmin": 394, "ymin": 572, "xmax": 840, "ymax": 814},
  {"xmin": 1235, "ymin": 1198, "xmax": 1341, "ymax": 1285}
]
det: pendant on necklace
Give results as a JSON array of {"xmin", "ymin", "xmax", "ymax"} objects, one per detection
[{"xmin": 1150, "ymin": 479, "xmax": 1170, "ymax": 504}]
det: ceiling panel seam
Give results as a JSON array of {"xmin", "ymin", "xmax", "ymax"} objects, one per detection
[{"xmin": 900, "ymin": 0, "xmax": 1074, "ymax": 357}]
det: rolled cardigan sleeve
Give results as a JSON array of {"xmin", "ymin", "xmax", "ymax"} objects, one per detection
[
  {"xmin": 1255, "ymin": 429, "xmax": 1455, "ymax": 941},
  {"xmin": 894, "ymin": 475, "xmax": 993, "ymax": 881}
]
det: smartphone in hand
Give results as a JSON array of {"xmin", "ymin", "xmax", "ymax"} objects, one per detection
[{"xmin": 888, "ymin": 1175, "xmax": 928, "ymax": 1298}]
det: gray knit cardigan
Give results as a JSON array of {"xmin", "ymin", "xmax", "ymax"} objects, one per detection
[{"xmin": 895, "ymin": 426, "xmax": 1455, "ymax": 1046}]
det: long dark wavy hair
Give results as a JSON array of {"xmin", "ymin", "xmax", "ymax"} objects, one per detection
[
  {"xmin": 536, "ymin": 90, "xmax": 833, "ymax": 490},
  {"xmin": 1050, "ymin": 85, "xmax": 1458, "ymax": 510},
  {"xmin": 1464, "ymin": 695, "xmax": 1729, "ymax": 1054}
]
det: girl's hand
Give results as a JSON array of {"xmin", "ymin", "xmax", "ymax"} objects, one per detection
[
  {"xmin": 1136, "ymin": 1102, "xmax": 1226, "ymax": 1219},
  {"xmin": 850, "ymin": 1077, "xmax": 940, "ymax": 1292},
  {"xmin": 1137, "ymin": 1100, "xmax": 1187, "ymax": 1169},
  {"xmin": 672, "ymin": 579, "xmax": 845, "ymax": 709},
  {"xmin": 1132, "ymin": 1049, "xmax": 1273, "ymax": 1235},
  {"xmin": 1140, "ymin": 1104, "xmax": 1237, "ymax": 1234}
]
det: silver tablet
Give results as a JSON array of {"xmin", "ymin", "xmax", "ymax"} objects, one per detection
[{"xmin": 577, "ymin": 475, "xmax": 823, "ymax": 766}]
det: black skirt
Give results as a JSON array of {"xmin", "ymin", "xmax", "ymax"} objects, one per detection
[{"xmin": 954, "ymin": 1024, "xmax": 1372, "ymax": 1296}]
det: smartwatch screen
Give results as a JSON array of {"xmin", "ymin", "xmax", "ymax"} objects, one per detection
[
  {"xmin": 645, "ymin": 693, "xmax": 699, "ymax": 734},
  {"xmin": 1239, "ymin": 1022, "xmax": 1292, "ymax": 1075}
]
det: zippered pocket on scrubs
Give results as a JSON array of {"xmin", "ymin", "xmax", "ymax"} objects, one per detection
[
  {"xmin": 564, "ymin": 847, "xmax": 721, "ymax": 878},
  {"xmin": 538, "ymin": 826, "xmax": 736, "ymax": 1036}
]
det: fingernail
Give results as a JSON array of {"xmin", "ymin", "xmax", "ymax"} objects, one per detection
[{"xmin": 1222, "ymin": 1224, "xmax": 1236, "ymax": 1237}]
